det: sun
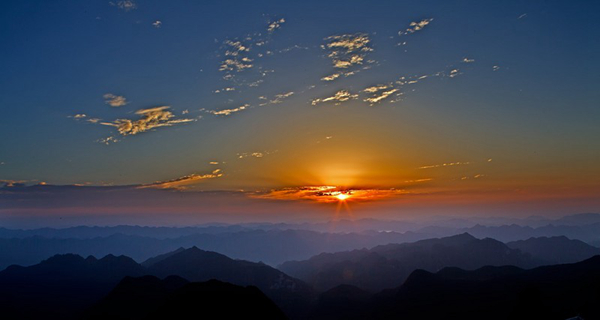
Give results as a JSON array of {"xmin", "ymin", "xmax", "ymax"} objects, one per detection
[{"xmin": 335, "ymin": 193, "xmax": 350, "ymax": 201}]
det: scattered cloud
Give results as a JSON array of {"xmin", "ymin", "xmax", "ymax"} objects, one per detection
[
  {"xmin": 321, "ymin": 33, "xmax": 373, "ymax": 80},
  {"xmin": 209, "ymin": 104, "xmax": 249, "ymax": 116},
  {"xmin": 462, "ymin": 58, "xmax": 475, "ymax": 63},
  {"xmin": 139, "ymin": 169, "xmax": 223, "ymax": 190},
  {"xmin": 267, "ymin": 18, "xmax": 285, "ymax": 32},
  {"xmin": 103, "ymin": 93, "xmax": 128, "ymax": 107},
  {"xmin": 100, "ymin": 106, "xmax": 195, "ymax": 136},
  {"xmin": 97, "ymin": 136, "xmax": 119, "ymax": 145},
  {"xmin": 214, "ymin": 87, "xmax": 236, "ymax": 93},
  {"xmin": 518, "ymin": 13, "xmax": 527, "ymax": 19},
  {"xmin": 493, "ymin": 65, "xmax": 501, "ymax": 71},
  {"xmin": 311, "ymin": 90, "xmax": 359, "ymax": 105},
  {"xmin": 209, "ymin": 161, "xmax": 219, "ymax": 165},
  {"xmin": 152, "ymin": 20, "xmax": 162, "ymax": 28},
  {"xmin": 110, "ymin": 0, "xmax": 137, "ymax": 12},
  {"xmin": 398, "ymin": 18, "xmax": 433, "ymax": 36},
  {"xmin": 87, "ymin": 118, "xmax": 101, "ymax": 124},
  {"xmin": 237, "ymin": 150, "xmax": 276, "ymax": 159}
]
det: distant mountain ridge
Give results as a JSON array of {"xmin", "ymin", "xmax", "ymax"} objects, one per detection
[{"xmin": 279, "ymin": 233, "xmax": 538, "ymax": 291}]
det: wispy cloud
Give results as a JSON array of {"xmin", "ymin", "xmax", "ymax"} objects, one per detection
[
  {"xmin": 462, "ymin": 58, "xmax": 475, "ymax": 63},
  {"xmin": 398, "ymin": 18, "xmax": 433, "ymax": 36},
  {"xmin": 311, "ymin": 90, "xmax": 358, "ymax": 105},
  {"xmin": 101, "ymin": 106, "xmax": 195, "ymax": 136},
  {"xmin": 103, "ymin": 93, "xmax": 128, "ymax": 107},
  {"xmin": 419, "ymin": 161, "xmax": 470, "ymax": 169},
  {"xmin": 139, "ymin": 169, "xmax": 223, "ymax": 190},
  {"xmin": 152, "ymin": 20, "xmax": 162, "ymax": 28},
  {"xmin": 363, "ymin": 85, "xmax": 399, "ymax": 105},
  {"xmin": 267, "ymin": 18, "xmax": 285, "ymax": 32},
  {"xmin": 209, "ymin": 104, "xmax": 249, "ymax": 116},
  {"xmin": 269, "ymin": 92, "xmax": 294, "ymax": 104}
]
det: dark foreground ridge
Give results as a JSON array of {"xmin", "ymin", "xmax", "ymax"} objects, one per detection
[{"xmin": 84, "ymin": 276, "xmax": 287, "ymax": 320}]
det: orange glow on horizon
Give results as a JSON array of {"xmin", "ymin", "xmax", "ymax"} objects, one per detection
[{"xmin": 253, "ymin": 185, "xmax": 406, "ymax": 203}]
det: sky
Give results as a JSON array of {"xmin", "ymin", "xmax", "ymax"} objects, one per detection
[{"xmin": 1, "ymin": 0, "xmax": 599, "ymax": 227}]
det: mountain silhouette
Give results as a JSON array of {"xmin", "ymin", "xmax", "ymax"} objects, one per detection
[
  {"xmin": 308, "ymin": 255, "xmax": 600, "ymax": 319},
  {"xmin": 146, "ymin": 246, "xmax": 314, "ymax": 318},
  {"xmin": 279, "ymin": 233, "xmax": 537, "ymax": 291},
  {"xmin": 0, "ymin": 253, "xmax": 144, "ymax": 319},
  {"xmin": 85, "ymin": 276, "xmax": 286, "ymax": 319}
]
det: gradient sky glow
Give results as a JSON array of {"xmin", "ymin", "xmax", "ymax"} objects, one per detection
[{"xmin": 1, "ymin": 1, "xmax": 599, "ymax": 227}]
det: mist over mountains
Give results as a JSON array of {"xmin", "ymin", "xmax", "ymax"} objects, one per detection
[{"xmin": 1, "ymin": 213, "xmax": 599, "ymax": 270}]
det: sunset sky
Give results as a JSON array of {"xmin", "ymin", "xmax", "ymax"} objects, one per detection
[{"xmin": 1, "ymin": 1, "xmax": 599, "ymax": 227}]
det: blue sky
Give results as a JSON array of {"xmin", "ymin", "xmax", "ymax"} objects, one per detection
[{"xmin": 1, "ymin": 1, "xmax": 599, "ymax": 226}]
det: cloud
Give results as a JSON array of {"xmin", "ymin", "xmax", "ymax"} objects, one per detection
[
  {"xmin": 398, "ymin": 18, "xmax": 433, "ymax": 36},
  {"xmin": 110, "ymin": 0, "xmax": 137, "ymax": 12},
  {"xmin": 139, "ymin": 169, "xmax": 223, "ymax": 190},
  {"xmin": 152, "ymin": 20, "xmax": 162, "ymax": 28},
  {"xmin": 462, "ymin": 58, "xmax": 475, "ymax": 63},
  {"xmin": 419, "ymin": 161, "xmax": 470, "ymax": 169},
  {"xmin": 237, "ymin": 152, "xmax": 264, "ymax": 159},
  {"xmin": 449, "ymin": 69, "xmax": 460, "ymax": 78},
  {"xmin": 269, "ymin": 92, "xmax": 294, "ymax": 104},
  {"xmin": 69, "ymin": 114, "xmax": 87, "ymax": 120},
  {"xmin": 255, "ymin": 186, "xmax": 406, "ymax": 203},
  {"xmin": 219, "ymin": 59, "xmax": 253, "ymax": 72},
  {"xmin": 363, "ymin": 87, "xmax": 399, "ymax": 105},
  {"xmin": 493, "ymin": 65, "xmax": 500, "ymax": 71},
  {"xmin": 311, "ymin": 90, "xmax": 358, "ymax": 105},
  {"xmin": 214, "ymin": 87, "xmax": 236, "ymax": 93},
  {"xmin": 87, "ymin": 118, "xmax": 101, "ymax": 124},
  {"xmin": 267, "ymin": 18, "xmax": 285, "ymax": 32},
  {"xmin": 103, "ymin": 93, "xmax": 128, "ymax": 107},
  {"xmin": 97, "ymin": 136, "xmax": 119, "ymax": 145},
  {"xmin": 101, "ymin": 106, "xmax": 195, "ymax": 136},
  {"xmin": 321, "ymin": 33, "xmax": 374, "ymax": 80},
  {"xmin": 321, "ymin": 73, "xmax": 340, "ymax": 81},
  {"xmin": 223, "ymin": 40, "xmax": 250, "ymax": 57},
  {"xmin": 0, "ymin": 179, "xmax": 29, "ymax": 187},
  {"xmin": 209, "ymin": 104, "xmax": 249, "ymax": 116}
]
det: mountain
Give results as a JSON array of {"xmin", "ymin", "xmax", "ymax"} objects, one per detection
[
  {"xmin": 507, "ymin": 236, "xmax": 600, "ymax": 264},
  {"xmin": 141, "ymin": 247, "xmax": 186, "ymax": 267},
  {"xmin": 85, "ymin": 276, "xmax": 286, "ymax": 320},
  {"xmin": 0, "ymin": 254, "xmax": 144, "ymax": 319},
  {"xmin": 308, "ymin": 256, "xmax": 600, "ymax": 319},
  {"xmin": 146, "ymin": 246, "xmax": 315, "ymax": 318},
  {"xmin": 279, "ymin": 233, "xmax": 537, "ymax": 292},
  {"xmin": 0, "ymin": 229, "xmax": 434, "ymax": 269}
]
